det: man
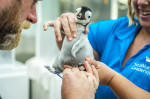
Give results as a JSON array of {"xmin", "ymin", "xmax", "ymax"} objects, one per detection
[
  {"xmin": 0, "ymin": 0, "xmax": 97, "ymax": 99},
  {"xmin": 0, "ymin": 0, "xmax": 37, "ymax": 50}
]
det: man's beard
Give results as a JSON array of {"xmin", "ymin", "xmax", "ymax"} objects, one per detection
[{"xmin": 0, "ymin": 1, "xmax": 30, "ymax": 50}]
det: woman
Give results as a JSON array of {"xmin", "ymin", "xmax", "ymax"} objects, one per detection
[{"xmin": 44, "ymin": 0, "xmax": 150, "ymax": 98}]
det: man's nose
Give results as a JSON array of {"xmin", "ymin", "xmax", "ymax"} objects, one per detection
[{"xmin": 27, "ymin": 6, "xmax": 37, "ymax": 23}]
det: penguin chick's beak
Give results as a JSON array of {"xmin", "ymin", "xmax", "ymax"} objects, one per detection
[{"xmin": 77, "ymin": 13, "xmax": 85, "ymax": 20}]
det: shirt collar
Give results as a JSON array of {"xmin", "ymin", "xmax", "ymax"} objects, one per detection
[{"xmin": 114, "ymin": 18, "xmax": 141, "ymax": 41}]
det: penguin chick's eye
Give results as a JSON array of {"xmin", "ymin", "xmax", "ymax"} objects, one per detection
[{"xmin": 88, "ymin": 16, "xmax": 91, "ymax": 18}]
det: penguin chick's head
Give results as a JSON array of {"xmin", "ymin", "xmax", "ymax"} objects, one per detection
[{"xmin": 75, "ymin": 6, "xmax": 92, "ymax": 26}]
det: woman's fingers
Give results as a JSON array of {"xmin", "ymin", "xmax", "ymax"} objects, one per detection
[
  {"xmin": 85, "ymin": 57, "xmax": 98, "ymax": 68},
  {"xmin": 84, "ymin": 61, "xmax": 93, "ymax": 74},
  {"xmin": 84, "ymin": 60, "xmax": 99, "ymax": 82},
  {"xmin": 84, "ymin": 58, "xmax": 99, "ymax": 89},
  {"xmin": 91, "ymin": 65, "xmax": 99, "ymax": 83}
]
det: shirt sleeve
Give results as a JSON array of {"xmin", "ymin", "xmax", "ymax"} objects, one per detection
[{"xmin": 88, "ymin": 19, "xmax": 118, "ymax": 55}]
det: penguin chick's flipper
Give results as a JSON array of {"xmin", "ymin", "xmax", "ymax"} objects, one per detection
[{"xmin": 71, "ymin": 37, "xmax": 86, "ymax": 57}]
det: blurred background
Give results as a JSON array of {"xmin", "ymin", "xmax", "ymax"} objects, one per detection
[{"xmin": 0, "ymin": 0, "xmax": 128, "ymax": 99}]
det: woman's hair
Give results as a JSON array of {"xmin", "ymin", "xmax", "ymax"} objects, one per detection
[{"xmin": 128, "ymin": 0, "xmax": 137, "ymax": 26}]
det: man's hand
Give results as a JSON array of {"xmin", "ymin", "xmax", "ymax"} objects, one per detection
[
  {"xmin": 61, "ymin": 68, "xmax": 97, "ymax": 99},
  {"xmin": 43, "ymin": 13, "xmax": 89, "ymax": 42}
]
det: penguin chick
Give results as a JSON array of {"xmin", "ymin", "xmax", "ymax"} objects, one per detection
[{"xmin": 52, "ymin": 6, "xmax": 93, "ymax": 73}]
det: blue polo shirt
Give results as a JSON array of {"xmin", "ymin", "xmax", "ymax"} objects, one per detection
[{"xmin": 88, "ymin": 16, "xmax": 150, "ymax": 99}]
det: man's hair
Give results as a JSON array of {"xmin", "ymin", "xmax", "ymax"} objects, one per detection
[{"xmin": 128, "ymin": 0, "xmax": 137, "ymax": 26}]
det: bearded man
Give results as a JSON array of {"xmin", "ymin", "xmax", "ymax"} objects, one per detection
[
  {"xmin": 0, "ymin": 0, "xmax": 38, "ymax": 50},
  {"xmin": 0, "ymin": 1, "xmax": 99, "ymax": 99}
]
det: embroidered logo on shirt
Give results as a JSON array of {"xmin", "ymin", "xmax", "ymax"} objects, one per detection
[{"xmin": 131, "ymin": 62, "xmax": 150, "ymax": 75}]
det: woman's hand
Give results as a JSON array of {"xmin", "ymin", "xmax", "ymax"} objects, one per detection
[
  {"xmin": 84, "ymin": 61, "xmax": 99, "ymax": 92},
  {"xmin": 85, "ymin": 58, "xmax": 150, "ymax": 99},
  {"xmin": 85, "ymin": 57, "xmax": 117, "ymax": 85}
]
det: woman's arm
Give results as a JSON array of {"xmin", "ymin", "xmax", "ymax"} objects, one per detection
[
  {"xmin": 109, "ymin": 72, "xmax": 150, "ymax": 99},
  {"xmin": 85, "ymin": 57, "xmax": 150, "ymax": 99}
]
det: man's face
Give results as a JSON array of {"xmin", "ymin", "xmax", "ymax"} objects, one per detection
[{"xmin": 0, "ymin": 0, "xmax": 37, "ymax": 50}]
